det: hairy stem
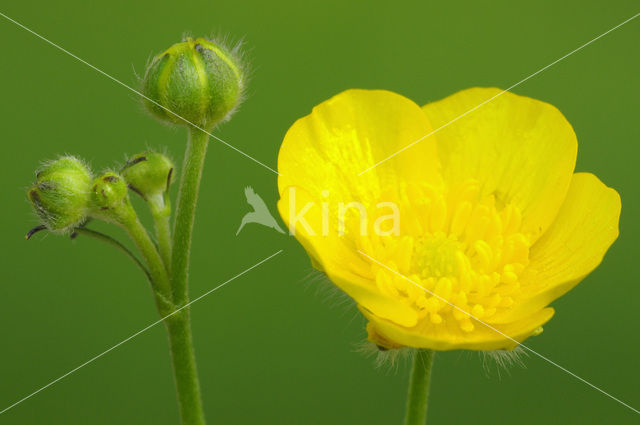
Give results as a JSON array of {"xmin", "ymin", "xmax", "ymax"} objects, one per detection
[
  {"xmin": 171, "ymin": 127, "xmax": 209, "ymax": 305},
  {"xmin": 120, "ymin": 213, "xmax": 173, "ymax": 312},
  {"xmin": 165, "ymin": 311, "xmax": 205, "ymax": 425},
  {"xmin": 151, "ymin": 199, "xmax": 173, "ymax": 273},
  {"xmin": 167, "ymin": 126, "xmax": 209, "ymax": 424},
  {"xmin": 404, "ymin": 349, "xmax": 435, "ymax": 425}
]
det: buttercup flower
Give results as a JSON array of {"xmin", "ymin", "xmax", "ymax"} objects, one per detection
[{"xmin": 277, "ymin": 88, "xmax": 621, "ymax": 351}]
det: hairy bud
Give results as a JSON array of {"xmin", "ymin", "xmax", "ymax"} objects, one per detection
[
  {"xmin": 90, "ymin": 172, "xmax": 129, "ymax": 211},
  {"xmin": 121, "ymin": 152, "xmax": 174, "ymax": 200},
  {"xmin": 142, "ymin": 36, "xmax": 244, "ymax": 129},
  {"xmin": 27, "ymin": 156, "xmax": 92, "ymax": 233}
]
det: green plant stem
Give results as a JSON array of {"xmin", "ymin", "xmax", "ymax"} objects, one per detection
[
  {"xmin": 171, "ymin": 127, "xmax": 209, "ymax": 305},
  {"xmin": 120, "ymin": 214, "xmax": 173, "ymax": 312},
  {"xmin": 404, "ymin": 349, "xmax": 435, "ymax": 425},
  {"xmin": 167, "ymin": 125, "xmax": 209, "ymax": 425},
  {"xmin": 156, "ymin": 214, "xmax": 172, "ymax": 271},
  {"xmin": 165, "ymin": 311, "xmax": 205, "ymax": 425},
  {"xmin": 151, "ymin": 200, "xmax": 173, "ymax": 273}
]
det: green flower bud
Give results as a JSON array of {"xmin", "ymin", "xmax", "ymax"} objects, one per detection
[
  {"xmin": 27, "ymin": 156, "xmax": 92, "ymax": 234},
  {"xmin": 142, "ymin": 36, "xmax": 245, "ymax": 129},
  {"xmin": 90, "ymin": 172, "xmax": 129, "ymax": 211},
  {"xmin": 121, "ymin": 152, "xmax": 174, "ymax": 200}
]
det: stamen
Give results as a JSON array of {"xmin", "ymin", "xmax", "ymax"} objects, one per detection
[{"xmin": 361, "ymin": 180, "xmax": 532, "ymax": 333}]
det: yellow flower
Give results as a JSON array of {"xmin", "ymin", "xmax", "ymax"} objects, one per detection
[{"xmin": 277, "ymin": 88, "xmax": 621, "ymax": 351}]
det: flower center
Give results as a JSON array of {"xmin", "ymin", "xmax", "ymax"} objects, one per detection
[
  {"xmin": 415, "ymin": 233, "xmax": 460, "ymax": 279},
  {"xmin": 359, "ymin": 180, "xmax": 532, "ymax": 333}
]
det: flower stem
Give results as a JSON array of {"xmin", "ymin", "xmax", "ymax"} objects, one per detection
[
  {"xmin": 171, "ymin": 127, "xmax": 209, "ymax": 305},
  {"xmin": 404, "ymin": 349, "xmax": 435, "ymax": 425},
  {"xmin": 167, "ymin": 126, "xmax": 209, "ymax": 424},
  {"xmin": 119, "ymin": 213, "xmax": 173, "ymax": 312},
  {"xmin": 165, "ymin": 311, "xmax": 205, "ymax": 425},
  {"xmin": 151, "ymin": 200, "xmax": 173, "ymax": 273}
]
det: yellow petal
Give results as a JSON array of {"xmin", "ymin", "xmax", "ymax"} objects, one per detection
[
  {"xmin": 277, "ymin": 89, "xmax": 440, "ymax": 327},
  {"xmin": 278, "ymin": 89, "xmax": 439, "ymax": 207},
  {"xmin": 422, "ymin": 87, "xmax": 577, "ymax": 241},
  {"xmin": 361, "ymin": 304, "xmax": 554, "ymax": 351},
  {"xmin": 492, "ymin": 172, "xmax": 621, "ymax": 323},
  {"xmin": 277, "ymin": 185, "xmax": 419, "ymax": 327}
]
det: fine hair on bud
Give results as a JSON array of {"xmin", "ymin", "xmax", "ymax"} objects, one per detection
[
  {"xmin": 141, "ymin": 35, "xmax": 247, "ymax": 130},
  {"xmin": 27, "ymin": 156, "xmax": 92, "ymax": 234}
]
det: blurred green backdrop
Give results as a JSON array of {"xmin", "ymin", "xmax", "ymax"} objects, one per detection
[{"xmin": 0, "ymin": 0, "xmax": 638, "ymax": 424}]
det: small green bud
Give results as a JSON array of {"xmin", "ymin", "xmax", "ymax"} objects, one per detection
[
  {"xmin": 142, "ymin": 36, "xmax": 244, "ymax": 129},
  {"xmin": 27, "ymin": 156, "xmax": 92, "ymax": 233},
  {"xmin": 121, "ymin": 152, "xmax": 174, "ymax": 200},
  {"xmin": 90, "ymin": 172, "xmax": 129, "ymax": 211}
]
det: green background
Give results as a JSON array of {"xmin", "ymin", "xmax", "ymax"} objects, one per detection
[{"xmin": 1, "ymin": 0, "xmax": 638, "ymax": 424}]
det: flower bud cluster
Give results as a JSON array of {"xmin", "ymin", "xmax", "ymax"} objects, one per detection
[
  {"xmin": 26, "ymin": 36, "xmax": 245, "ymax": 235},
  {"xmin": 27, "ymin": 152, "xmax": 174, "ymax": 232}
]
